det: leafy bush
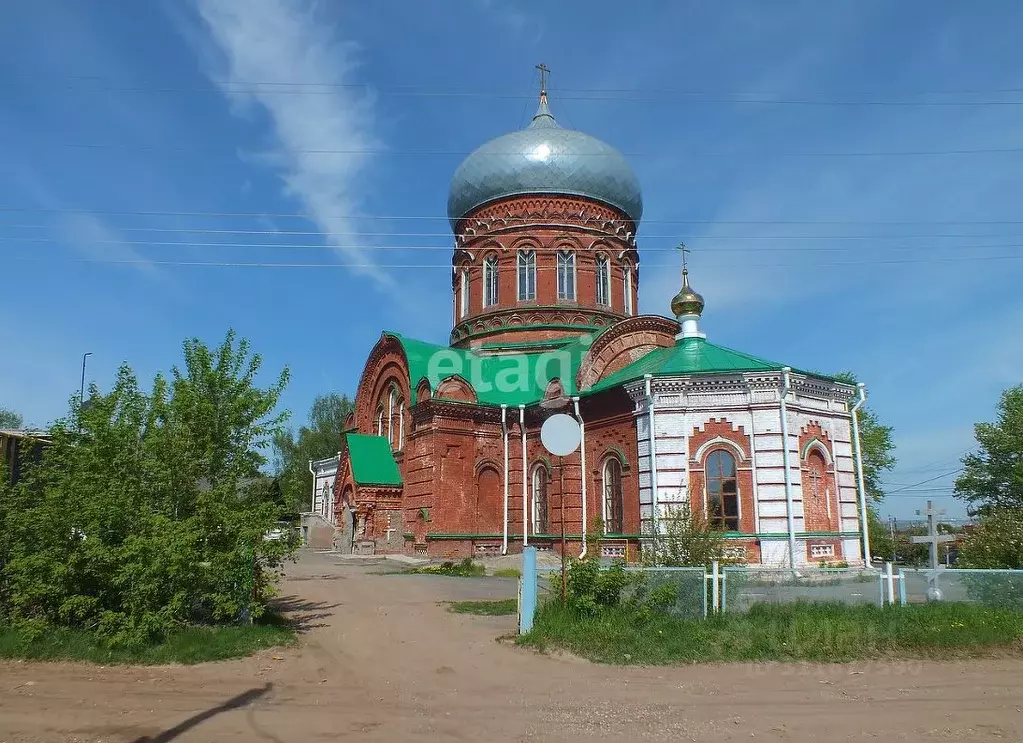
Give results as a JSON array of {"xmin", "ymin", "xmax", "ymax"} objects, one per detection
[
  {"xmin": 642, "ymin": 503, "xmax": 734, "ymax": 567},
  {"xmin": 0, "ymin": 331, "xmax": 296, "ymax": 648},
  {"xmin": 553, "ymin": 558, "xmax": 629, "ymax": 616}
]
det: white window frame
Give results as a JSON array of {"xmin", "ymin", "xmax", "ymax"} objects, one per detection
[
  {"xmin": 376, "ymin": 407, "xmax": 384, "ymax": 437},
  {"xmin": 557, "ymin": 251, "xmax": 576, "ymax": 301},
  {"xmin": 517, "ymin": 250, "xmax": 536, "ymax": 301},
  {"xmin": 602, "ymin": 457, "xmax": 624, "ymax": 534},
  {"xmin": 624, "ymin": 267, "xmax": 634, "ymax": 315},
  {"xmin": 459, "ymin": 268, "xmax": 469, "ymax": 319},
  {"xmin": 398, "ymin": 400, "xmax": 405, "ymax": 450},
  {"xmin": 387, "ymin": 388, "xmax": 397, "ymax": 446},
  {"xmin": 595, "ymin": 255, "xmax": 611, "ymax": 306},
  {"xmin": 483, "ymin": 255, "xmax": 499, "ymax": 308},
  {"xmin": 704, "ymin": 449, "xmax": 741, "ymax": 532}
]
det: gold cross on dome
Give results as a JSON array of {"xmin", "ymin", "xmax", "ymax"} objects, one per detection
[{"xmin": 676, "ymin": 242, "xmax": 690, "ymax": 273}]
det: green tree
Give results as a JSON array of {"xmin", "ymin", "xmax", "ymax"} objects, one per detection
[
  {"xmin": 273, "ymin": 393, "xmax": 354, "ymax": 512},
  {"xmin": 0, "ymin": 330, "xmax": 295, "ymax": 646},
  {"xmin": 834, "ymin": 372, "xmax": 896, "ymax": 502},
  {"xmin": 955, "ymin": 385, "xmax": 1023, "ymax": 513},
  {"xmin": 643, "ymin": 503, "xmax": 732, "ymax": 567},
  {"xmin": 953, "ymin": 385, "xmax": 1023, "ymax": 569},
  {"xmin": 0, "ymin": 408, "xmax": 23, "ymax": 429}
]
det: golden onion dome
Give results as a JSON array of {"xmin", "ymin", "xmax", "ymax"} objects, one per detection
[{"xmin": 670, "ymin": 268, "xmax": 705, "ymax": 318}]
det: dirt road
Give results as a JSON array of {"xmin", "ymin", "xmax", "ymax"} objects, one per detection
[{"xmin": 2, "ymin": 550, "xmax": 1021, "ymax": 742}]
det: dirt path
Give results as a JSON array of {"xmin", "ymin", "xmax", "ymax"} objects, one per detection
[{"xmin": 2, "ymin": 550, "xmax": 1022, "ymax": 742}]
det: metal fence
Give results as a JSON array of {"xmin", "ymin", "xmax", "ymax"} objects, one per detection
[
  {"xmin": 517, "ymin": 548, "xmax": 1023, "ymax": 633},
  {"xmin": 896, "ymin": 568, "xmax": 1023, "ymax": 609},
  {"xmin": 721, "ymin": 566, "xmax": 883, "ymax": 613}
]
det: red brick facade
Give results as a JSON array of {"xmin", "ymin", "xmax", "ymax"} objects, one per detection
[
  {"xmin": 798, "ymin": 421, "xmax": 843, "ymax": 560},
  {"xmin": 451, "ymin": 195, "xmax": 639, "ymax": 348}
]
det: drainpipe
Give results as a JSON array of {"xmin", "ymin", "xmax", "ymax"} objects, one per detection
[
  {"xmin": 851, "ymin": 383, "xmax": 872, "ymax": 566},
  {"xmin": 307, "ymin": 459, "xmax": 316, "ymax": 515},
  {"xmin": 501, "ymin": 404, "xmax": 509, "ymax": 555},
  {"xmin": 779, "ymin": 367, "xmax": 797, "ymax": 568},
  {"xmin": 520, "ymin": 404, "xmax": 528, "ymax": 546},
  {"xmin": 644, "ymin": 374, "xmax": 659, "ymax": 537},
  {"xmin": 573, "ymin": 396, "xmax": 587, "ymax": 558}
]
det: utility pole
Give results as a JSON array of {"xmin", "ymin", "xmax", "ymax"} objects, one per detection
[{"xmin": 78, "ymin": 352, "xmax": 92, "ymax": 433}]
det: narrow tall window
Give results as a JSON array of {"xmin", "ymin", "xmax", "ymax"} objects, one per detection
[
  {"xmin": 603, "ymin": 458, "xmax": 624, "ymax": 534},
  {"xmin": 397, "ymin": 400, "xmax": 406, "ymax": 450},
  {"xmin": 557, "ymin": 251, "xmax": 576, "ymax": 301},
  {"xmin": 624, "ymin": 267, "xmax": 634, "ymax": 315},
  {"xmin": 459, "ymin": 269, "xmax": 469, "ymax": 319},
  {"xmin": 531, "ymin": 465, "xmax": 549, "ymax": 535},
  {"xmin": 706, "ymin": 450, "xmax": 739, "ymax": 531},
  {"xmin": 517, "ymin": 250, "xmax": 536, "ymax": 301},
  {"xmin": 483, "ymin": 255, "xmax": 499, "ymax": 307},
  {"xmin": 376, "ymin": 407, "xmax": 384, "ymax": 437},
  {"xmin": 596, "ymin": 255, "xmax": 611, "ymax": 306},
  {"xmin": 387, "ymin": 388, "xmax": 397, "ymax": 447}
]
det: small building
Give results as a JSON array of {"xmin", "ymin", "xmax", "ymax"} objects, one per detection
[{"xmin": 0, "ymin": 429, "xmax": 51, "ymax": 487}]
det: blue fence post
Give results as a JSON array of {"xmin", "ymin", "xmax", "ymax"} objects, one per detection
[
  {"xmin": 898, "ymin": 568, "xmax": 907, "ymax": 606},
  {"xmin": 519, "ymin": 546, "xmax": 538, "ymax": 634}
]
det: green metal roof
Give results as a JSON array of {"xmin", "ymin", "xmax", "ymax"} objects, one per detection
[
  {"xmin": 587, "ymin": 336, "xmax": 808, "ymax": 393},
  {"xmin": 345, "ymin": 433, "xmax": 402, "ymax": 486},
  {"xmin": 386, "ymin": 331, "xmax": 598, "ymax": 408}
]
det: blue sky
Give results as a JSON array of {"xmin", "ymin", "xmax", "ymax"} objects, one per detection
[{"xmin": 3, "ymin": 0, "xmax": 1023, "ymax": 519}]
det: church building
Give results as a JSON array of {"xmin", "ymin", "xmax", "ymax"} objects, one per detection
[{"xmin": 333, "ymin": 79, "xmax": 872, "ymax": 567}]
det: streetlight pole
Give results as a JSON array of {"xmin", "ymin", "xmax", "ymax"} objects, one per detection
[
  {"xmin": 80, "ymin": 352, "xmax": 92, "ymax": 407},
  {"xmin": 78, "ymin": 353, "xmax": 92, "ymax": 432}
]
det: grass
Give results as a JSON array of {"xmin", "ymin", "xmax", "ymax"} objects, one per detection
[
  {"xmin": 519, "ymin": 601, "xmax": 1023, "ymax": 664},
  {"xmin": 408, "ymin": 559, "xmax": 486, "ymax": 577},
  {"xmin": 447, "ymin": 598, "xmax": 518, "ymax": 616},
  {"xmin": 493, "ymin": 568, "xmax": 522, "ymax": 579},
  {"xmin": 0, "ymin": 614, "xmax": 296, "ymax": 665}
]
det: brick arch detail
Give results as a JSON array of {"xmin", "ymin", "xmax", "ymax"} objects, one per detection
[
  {"xmin": 576, "ymin": 316, "xmax": 680, "ymax": 391},
  {"xmin": 354, "ymin": 334, "xmax": 412, "ymax": 434},
  {"xmin": 799, "ymin": 422, "xmax": 840, "ymax": 536},
  {"xmin": 688, "ymin": 418, "xmax": 755, "ymax": 534}
]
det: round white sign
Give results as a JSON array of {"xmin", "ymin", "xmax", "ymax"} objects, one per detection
[{"xmin": 540, "ymin": 413, "xmax": 581, "ymax": 456}]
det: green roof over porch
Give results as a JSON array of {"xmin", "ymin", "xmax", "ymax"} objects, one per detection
[
  {"xmin": 587, "ymin": 336, "xmax": 820, "ymax": 393},
  {"xmin": 345, "ymin": 433, "xmax": 402, "ymax": 486}
]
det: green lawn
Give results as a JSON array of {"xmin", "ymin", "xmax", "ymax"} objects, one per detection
[
  {"xmin": 447, "ymin": 599, "xmax": 518, "ymax": 616},
  {"xmin": 0, "ymin": 616, "xmax": 296, "ymax": 665},
  {"xmin": 519, "ymin": 601, "xmax": 1023, "ymax": 664}
]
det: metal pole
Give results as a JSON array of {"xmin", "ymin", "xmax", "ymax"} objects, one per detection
[
  {"xmin": 78, "ymin": 352, "xmax": 92, "ymax": 433},
  {"xmin": 560, "ymin": 454, "xmax": 567, "ymax": 604}
]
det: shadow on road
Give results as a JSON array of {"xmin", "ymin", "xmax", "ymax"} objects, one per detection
[
  {"xmin": 130, "ymin": 683, "xmax": 273, "ymax": 743},
  {"xmin": 272, "ymin": 595, "xmax": 340, "ymax": 631}
]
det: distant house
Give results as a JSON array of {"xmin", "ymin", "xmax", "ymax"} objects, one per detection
[
  {"xmin": 0, "ymin": 429, "xmax": 52, "ymax": 486},
  {"xmin": 301, "ymin": 454, "xmax": 340, "ymax": 549}
]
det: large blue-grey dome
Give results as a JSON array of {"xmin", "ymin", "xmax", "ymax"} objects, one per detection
[{"xmin": 447, "ymin": 95, "xmax": 643, "ymax": 229}]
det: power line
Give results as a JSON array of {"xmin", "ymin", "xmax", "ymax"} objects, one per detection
[
  {"xmin": 886, "ymin": 469, "xmax": 963, "ymax": 495},
  {"xmin": 9, "ymin": 222, "xmax": 1023, "ymax": 240},
  {"xmin": 11, "ymin": 75, "xmax": 1023, "ymax": 106},
  {"xmin": 7, "ymin": 254, "xmax": 1023, "ymax": 269},
  {"xmin": 6, "ymin": 236, "xmax": 1023, "ymax": 254},
  {"xmin": 34, "ymin": 141, "xmax": 1023, "ymax": 158},
  {"xmin": 4, "ymin": 205, "xmax": 1023, "ymax": 226}
]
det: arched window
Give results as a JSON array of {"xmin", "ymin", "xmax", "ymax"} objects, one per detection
[
  {"xmin": 603, "ymin": 457, "xmax": 624, "ymax": 534},
  {"xmin": 531, "ymin": 464, "xmax": 549, "ymax": 535},
  {"xmin": 624, "ymin": 266, "xmax": 634, "ymax": 315},
  {"xmin": 595, "ymin": 254, "xmax": 611, "ymax": 306},
  {"xmin": 705, "ymin": 450, "xmax": 739, "ymax": 531},
  {"xmin": 375, "ymin": 406, "xmax": 384, "ymax": 437},
  {"xmin": 387, "ymin": 387, "xmax": 397, "ymax": 446},
  {"xmin": 483, "ymin": 255, "xmax": 499, "ymax": 307},
  {"xmin": 517, "ymin": 250, "xmax": 536, "ymax": 301},
  {"xmin": 557, "ymin": 251, "xmax": 576, "ymax": 301},
  {"xmin": 459, "ymin": 268, "xmax": 469, "ymax": 319}
]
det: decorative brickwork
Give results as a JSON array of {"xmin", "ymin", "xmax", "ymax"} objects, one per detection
[
  {"xmin": 798, "ymin": 421, "xmax": 839, "ymax": 533},
  {"xmin": 450, "ymin": 194, "xmax": 639, "ymax": 347},
  {"xmin": 688, "ymin": 418, "xmax": 755, "ymax": 534},
  {"xmin": 577, "ymin": 315, "xmax": 679, "ymax": 390}
]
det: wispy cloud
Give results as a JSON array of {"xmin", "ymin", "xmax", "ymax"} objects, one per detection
[{"xmin": 191, "ymin": 0, "xmax": 393, "ymax": 289}]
